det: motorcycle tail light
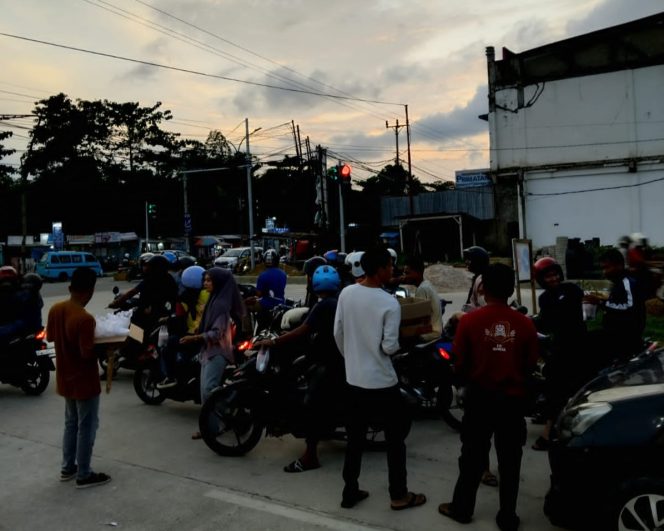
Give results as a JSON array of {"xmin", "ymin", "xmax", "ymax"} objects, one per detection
[
  {"xmin": 238, "ymin": 340, "xmax": 252, "ymax": 351},
  {"xmin": 437, "ymin": 347, "xmax": 451, "ymax": 361},
  {"xmin": 35, "ymin": 329, "xmax": 46, "ymax": 341}
]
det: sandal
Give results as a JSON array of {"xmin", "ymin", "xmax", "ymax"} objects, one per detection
[
  {"xmin": 191, "ymin": 431, "xmax": 202, "ymax": 440},
  {"xmin": 532, "ymin": 436, "xmax": 551, "ymax": 451},
  {"xmin": 390, "ymin": 492, "xmax": 427, "ymax": 511},
  {"xmin": 341, "ymin": 490, "xmax": 369, "ymax": 509},
  {"xmin": 481, "ymin": 471, "xmax": 499, "ymax": 487},
  {"xmin": 283, "ymin": 459, "xmax": 321, "ymax": 473}
]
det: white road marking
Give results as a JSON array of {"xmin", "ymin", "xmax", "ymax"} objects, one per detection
[{"xmin": 204, "ymin": 489, "xmax": 391, "ymax": 531}]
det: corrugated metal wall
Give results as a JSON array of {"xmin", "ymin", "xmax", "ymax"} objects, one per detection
[{"xmin": 381, "ymin": 187, "xmax": 495, "ymax": 226}]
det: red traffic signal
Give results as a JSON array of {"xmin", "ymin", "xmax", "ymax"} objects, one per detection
[{"xmin": 339, "ymin": 163, "xmax": 351, "ymax": 182}]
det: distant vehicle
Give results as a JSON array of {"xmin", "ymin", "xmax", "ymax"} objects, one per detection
[
  {"xmin": 214, "ymin": 247, "xmax": 262, "ymax": 273},
  {"xmin": 36, "ymin": 251, "xmax": 103, "ymax": 281},
  {"xmin": 544, "ymin": 345, "xmax": 664, "ymax": 530}
]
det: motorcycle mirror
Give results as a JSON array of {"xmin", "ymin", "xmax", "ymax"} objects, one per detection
[{"xmin": 112, "ymin": 286, "xmax": 120, "ymax": 295}]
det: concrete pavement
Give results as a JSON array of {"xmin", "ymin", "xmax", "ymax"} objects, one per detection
[{"xmin": 0, "ymin": 277, "xmax": 563, "ymax": 531}]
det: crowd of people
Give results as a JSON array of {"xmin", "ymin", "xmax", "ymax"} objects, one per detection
[{"xmin": 7, "ymin": 233, "xmax": 655, "ymax": 529}]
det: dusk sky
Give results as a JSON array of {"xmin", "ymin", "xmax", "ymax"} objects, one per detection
[{"xmin": 1, "ymin": 0, "xmax": 662, "ymax": 185}]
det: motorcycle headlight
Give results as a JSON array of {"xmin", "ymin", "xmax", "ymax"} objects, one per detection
[{"xmin": 558, "ymin": 402, "xmax": 612, "ymax": 440}]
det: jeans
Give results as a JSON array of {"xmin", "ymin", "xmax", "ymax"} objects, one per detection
[
  {"xmin": 62, "ymin": 395, "xmax": 100, "ymax": 480},
  {"xmin": 343, "ymin": 384, "xmax": 412, "ymax": 500},
  {"xmin": 200, "ymin": 355, "xmax": 228, "ymax": 404}
]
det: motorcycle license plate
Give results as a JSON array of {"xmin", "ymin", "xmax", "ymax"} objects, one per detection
[{"xmin": 38, "ymin": 348, "xmax": 55, "ymax": 357}]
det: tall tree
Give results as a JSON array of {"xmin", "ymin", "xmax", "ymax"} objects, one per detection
[{"xmin": 0, "ymin": 131, "xmax": 15, "ymax": 185}]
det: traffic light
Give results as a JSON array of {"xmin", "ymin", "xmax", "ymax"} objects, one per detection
[
  {"xmin": 148, "ymin": 203, "xmax": 157, "ymax": 217},
  {"xmin": 327, "ymin": 165, "xmax": 339, "ymax": 182},
  {"xmin": 339, "ymin": 163, "xmax": 351, "ymax": 183}
]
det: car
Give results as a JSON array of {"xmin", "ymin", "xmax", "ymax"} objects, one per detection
[
  {"xmin": 213, "ymin": 247, "xmax": 262, "ymax": 273},
  {"xmin": 543, "ymin": 345, "xmax": 664, "ymax": 530},
  {"xmin": 35, "ymin": 251, "xmax": 104, "ymax": 281}
]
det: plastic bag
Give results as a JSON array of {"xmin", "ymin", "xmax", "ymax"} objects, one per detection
[{"xmin": 95, "ymin": 311, "xmax": 132, "ymax": 339}]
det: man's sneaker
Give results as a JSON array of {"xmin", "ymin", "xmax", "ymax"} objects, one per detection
[
  {"xmin": 60, "ymin": 466, "xmax": 77, "ymax": 482},
  {"xmin": 76, "ymin": 472, "xmax": 112, "ymax": 489},
  {"xmin": 156, "ymin": 378, "xmax": 177, "ymax": 389}
]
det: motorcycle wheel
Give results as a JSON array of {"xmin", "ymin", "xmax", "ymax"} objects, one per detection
[
  {"xmin": 21, "ymin": 359, "xmax": 50, "ymax": 396},
  {"xmin": 199, "ymin": 385, "xmax": 264, "ymax": 456},
  {"xmin": 133, "ymin": 367, "xmax": 166, "ymax": 405},
  {"xmin": 436, "ymin": 384, "xmax": 463, "ymax": 431}
]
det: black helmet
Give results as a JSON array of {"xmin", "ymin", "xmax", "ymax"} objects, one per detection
[
  {"xmin": 177, "ymin": 256, "xmax": 196, "ymax": 270},
  {"xmin": 22, "ymin": 272, "xmax": 43, "ymax": 291},
  {"xmin": 463, "ymin": 246, "xmax": 490, "ymax": 274},
  {"xmin": 147, "ymin": 254, "xmax": 170, "ymax": 272},
  {"xmin": 139, "ymin": 252, "xmax": 155, "ymax": 266},
  {"xmin": 303, "ymin": 256, "xmax": 327, "ymax": 277}
]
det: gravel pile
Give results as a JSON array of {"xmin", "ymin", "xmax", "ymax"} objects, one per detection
[{"xmin": 424, "ymin": 264, "xmax": 472, "ymax": 294}]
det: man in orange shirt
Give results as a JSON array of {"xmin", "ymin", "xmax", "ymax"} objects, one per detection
[{"xmin": 47, "ymin": 267, "xmax": 111, "ymax": 489}]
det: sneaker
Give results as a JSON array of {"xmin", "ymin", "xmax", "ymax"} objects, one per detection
[
  {"xmin": 60, "ymin": 466, "xmax": 77, "ymax": 482},
  {"xmin": 76, "ymin": 472, "xmax": 112, "ymax": 489},
  {"xmin": 156, "ymin": 378, "xmax": 177, "ymax": 389}
]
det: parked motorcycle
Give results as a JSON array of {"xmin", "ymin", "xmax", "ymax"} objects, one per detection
[
  {"xmin": 0, "ymin": 328, "xmax": 54, "ymax": 395},
  {"xmin": 198, "ymin": 331, "xmax": 384, "ymax": 456}
]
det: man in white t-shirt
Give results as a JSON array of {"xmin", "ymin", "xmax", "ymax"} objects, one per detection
[
  {"xmin": 402, "ymin": 256, "xmax": 443, "ymax": 336},
  {"xmin": 334, "ymin": 246, "xmax": 426, "ymax": 512}
]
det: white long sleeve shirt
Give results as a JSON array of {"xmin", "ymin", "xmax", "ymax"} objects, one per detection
[{"xmin": 334, "ymin": 284, "xmax": 401, "ymax": 389}]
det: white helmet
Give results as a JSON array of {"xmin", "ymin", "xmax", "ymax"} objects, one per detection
[
  {"xmin": 630, "ymin": 232, "xmax": 647, "ymax": 246},
  {"xmin": 346, "ymin": 251, "xmax": 365, "ymax": 278},
  {"xmin": 387, "ymin": 248, "xmax": 398, "ymax": 263},
  {"xmin": 264, "ymin": 248, "xmax": 278, "ymax": 266}
]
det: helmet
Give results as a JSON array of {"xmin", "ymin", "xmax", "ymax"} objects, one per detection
[
  {"xmin": 21, "ymin": 272, "xmax": 43, "ymax": 291},
  {"xmin": 336, "ymin": 252, "xmax": 347, "ymax": 266},
  {"xmin": 177, "ymin": 256, "xmax": 196, "ymax": 270},
  {"xmin": 264, "ymin": 249, "xmax": 278, "ymax": 267},
  {"xmin": 533, "ymin": 257, "xmax": 564, "ymax": 288},
  {"xmin": 147, "ymin": 254, "xmax": 170, "ymax": 272},
  {"xmin": 139, "ymin": 252, "xmax": 155, "ymax": 266},
  {"xmin": 617, "ymin": 235, "xmax": 631, "ymax": 248},
  {"xmin": 0, "ymin": 265, "xmax": 18, "ymax": 280},
  {"xmin": 387, "ymin": 248, "xmax": 398, "ymax": 263},
  {"xmin": 323, "ymin": 249, "xmax": 338, "ymax": 263},
  {"xmin": 162, "ymin": 251, "xmax": 178, "ymax": 264},
  {"xmin": 347, "ymin": 251, "xmax": 365, "ymax": 278},
  {"xmin": 463, "ymin": 246, "xmax": 490, "ymax": 274},
  {"xmin": 312, "ymin": 265, "xmax": 340, "ymax": 293},
  {"xmin": 303, "ymin": 256, "xmax": 327, "ymax": 277},
  {"xmin": 630, "ymin": 232, "xmax": 647, "ymax": 247},
  {"xmin": 181, "ymin": 265, "xmax": 205, "ymax": 289}
]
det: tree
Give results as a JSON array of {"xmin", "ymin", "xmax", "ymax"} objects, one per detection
[{"xmin": 0, "ymin": 131, "xmax": 15, "ymax": 186}]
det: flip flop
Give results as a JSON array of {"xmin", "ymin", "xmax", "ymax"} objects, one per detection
[
  {"xmin": 438, "ymin": 502, "xmax": 472, "ymax": 524},
  {"xmin": 390, "ymin": 492, "xmax": 427, "ymax": 511},
  {"xmin": 283, "ymin": 459, "xmax": 321, "ymax": 473}
]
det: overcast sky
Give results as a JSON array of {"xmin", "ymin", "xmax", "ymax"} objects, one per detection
[{"xmin": 1, "ymin": 0, "xmax": 662, "ymax": 185}]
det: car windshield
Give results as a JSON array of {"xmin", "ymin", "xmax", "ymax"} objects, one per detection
[
  {"xmin": 222, "ymin": 249, "xmax": 245, "ymax": 258},
  {"xmin": 581, "ymin": 348, "xmax": 664, "ymax": 395}
]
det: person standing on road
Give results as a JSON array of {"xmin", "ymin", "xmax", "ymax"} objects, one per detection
[
  {"xmin": 334, "ymin": 245, "xmax": 426, "ymax": 511},
  {"xmin": 402, "ymin": 256, "xmax": 443, "ymax": 336},
  {"xmin": 47, "ymin": 267, "xmax": 111, "ymax": 489},
  {"xmin": 181, "ymin": 267, "xmax": 245, "ymax": 440},
  {"xmin": 439, "ymin": 263, "xmax": 538, "ymax": 531}
]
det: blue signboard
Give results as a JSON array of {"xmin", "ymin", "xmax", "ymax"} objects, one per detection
[{"xmin": 455, "ymin": 170, "xmax": 492, "ymax": 189}]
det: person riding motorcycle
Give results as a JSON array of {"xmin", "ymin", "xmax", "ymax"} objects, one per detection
[
  {"xmin": 0, "ymin": 266, "xmax": 27, "ymax": 344},
  {"xmin": 245, "ymin": 249, "xmax": 287, "ymax": 331},
  {"xmin": 345, "ymin": 251, "xmax": 366, "ymax": 283},
  {"xmin": 253, "ymin": 264, "xmax": 345, "ymax": 473},
  {"xmin": 303, "ymin": 256, "xmax": 327, "ymax": 307}
]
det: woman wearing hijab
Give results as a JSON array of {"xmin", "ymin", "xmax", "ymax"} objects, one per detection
[{"xmin": 180, "ymin": 267, "xmax": 246, "ymax": 440}]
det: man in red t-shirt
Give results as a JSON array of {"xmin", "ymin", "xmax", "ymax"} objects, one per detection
[{"xmin": 439, "ymin": 263, "xmax": 538, "ymax": 531}]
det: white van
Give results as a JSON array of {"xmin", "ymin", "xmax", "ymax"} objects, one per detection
[{"xmin": 36, "ymin": 251, "xmax": 103, "ymax": 281}]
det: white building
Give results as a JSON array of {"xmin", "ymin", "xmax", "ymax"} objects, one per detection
[{"xmin": 486, "ymin": 12, "xmax": 664, "ymax": 248}]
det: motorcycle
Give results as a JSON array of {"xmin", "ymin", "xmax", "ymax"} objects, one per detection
[
  {"xmin": 198, "ymin": 330, "xmax": 384, "ymax": 457},
  {"xmin": 0, "ymin": 328, "xmax": 54, "ymax": 395}
]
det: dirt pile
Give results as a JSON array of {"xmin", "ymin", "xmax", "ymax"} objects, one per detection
[{"xmin": 424, "ymin": 264, "xmax": 472, "ymax": 294}]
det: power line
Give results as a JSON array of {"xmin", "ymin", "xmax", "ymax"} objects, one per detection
[{"xmin": 0, "ymin": 33, "xmax": 404, "ymax": 106}]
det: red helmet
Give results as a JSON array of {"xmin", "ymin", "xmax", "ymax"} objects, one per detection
[
  {"xmin": 533, "ymin": 257, "xmax": 563, "ymax": 287},
  {"xmin": 0, "ymin": 265, "xmax": 18, "ymax": 280}
]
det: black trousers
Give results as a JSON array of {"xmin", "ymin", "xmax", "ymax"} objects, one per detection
[
  {"xmin": 343, "ymin": 384, "xmax": 411, "ymax": 500},
  {"xmin": 451, "ymin": 388, "xmax": 527, "ymax": 519}
]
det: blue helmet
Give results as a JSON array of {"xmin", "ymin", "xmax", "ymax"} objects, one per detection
[
  {"xmin": 162, "ymin": 251, "xmax": 178, "ymax": 264},
  {"xmin": 323, "ymin": 249, "xmax": 338, "ymax": 263},
  {"xmin": 181, "ymin": 265, "xmax": 205, "ymax": 290},
  {"xmin": 312, "ymin": 265, "xmax": 340, "ymax": 293}
]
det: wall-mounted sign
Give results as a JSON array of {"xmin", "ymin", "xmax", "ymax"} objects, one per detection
[{"xmin": 455, "ymin": 169, "xmax": 492, "ymax": 189}]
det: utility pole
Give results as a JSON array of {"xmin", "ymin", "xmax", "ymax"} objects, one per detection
[
  {"xmin": 144, "ymin": 201, "xmax": 149, "ymax": 252},
  {"xmin": 291, "ymin": 120, "xmax": 302, "ymax": 166},
  {"xmin": 245, "ymin": 118, "xmax": 256, "ymax": 271},
  {"xmin": 316, "ymin": 145, "xmax": 328, "ymax": 229},
  {"xmin": 385, "ymin": 118, "xmax": 405, "ymax": 167},
  {"xmin": 405, "ymin": 104, "xmax": 414, "ymax": 216},
  {"xmin": 182, "ymin": 172, "xmax": 191, "ymax": 253},
  {"xmin": 338, "ymin": 172, "xmax": 346, "ymax": 253}
]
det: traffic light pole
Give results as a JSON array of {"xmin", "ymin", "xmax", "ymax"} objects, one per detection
[
  {"xmin": 338, "ymin": 181, "xmax": 346, "ymax": 253},
  {"xmin": 245, "ymin": 118, "xmax": 256, "ymax": 271},
  {"xmin": 144, "ymin": 201, "xmax": 149, "ymax": 252}
]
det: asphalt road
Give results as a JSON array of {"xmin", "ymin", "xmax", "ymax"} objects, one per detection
[{"xmin": 0, "ymin": 276, "xmax": 563, "ymax": 531}]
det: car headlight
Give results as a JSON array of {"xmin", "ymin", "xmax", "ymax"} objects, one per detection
[{"xmin": 558, "ymin": 402, "xmax": 612, "ymax": 439}]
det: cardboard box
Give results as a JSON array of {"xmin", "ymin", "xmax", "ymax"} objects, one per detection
[
  {"xmin": 399, "ymin": 322, "xmax": 433, "ymax": 338},
  {"xmin": 397, "ymin": 297, "xmax": 432, "ymax": 324}
]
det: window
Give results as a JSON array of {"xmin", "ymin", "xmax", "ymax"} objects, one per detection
[
  {"xmin": 59, "ymin": 255, "xmax": 71, "ymax": 264},
  {"xmin": 50, "ymin": 255, "xmax": 60, "ymax": 264},
  {"xmin": 72, "ymin": 255, "xmax": 82, "ymax": 263}
]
